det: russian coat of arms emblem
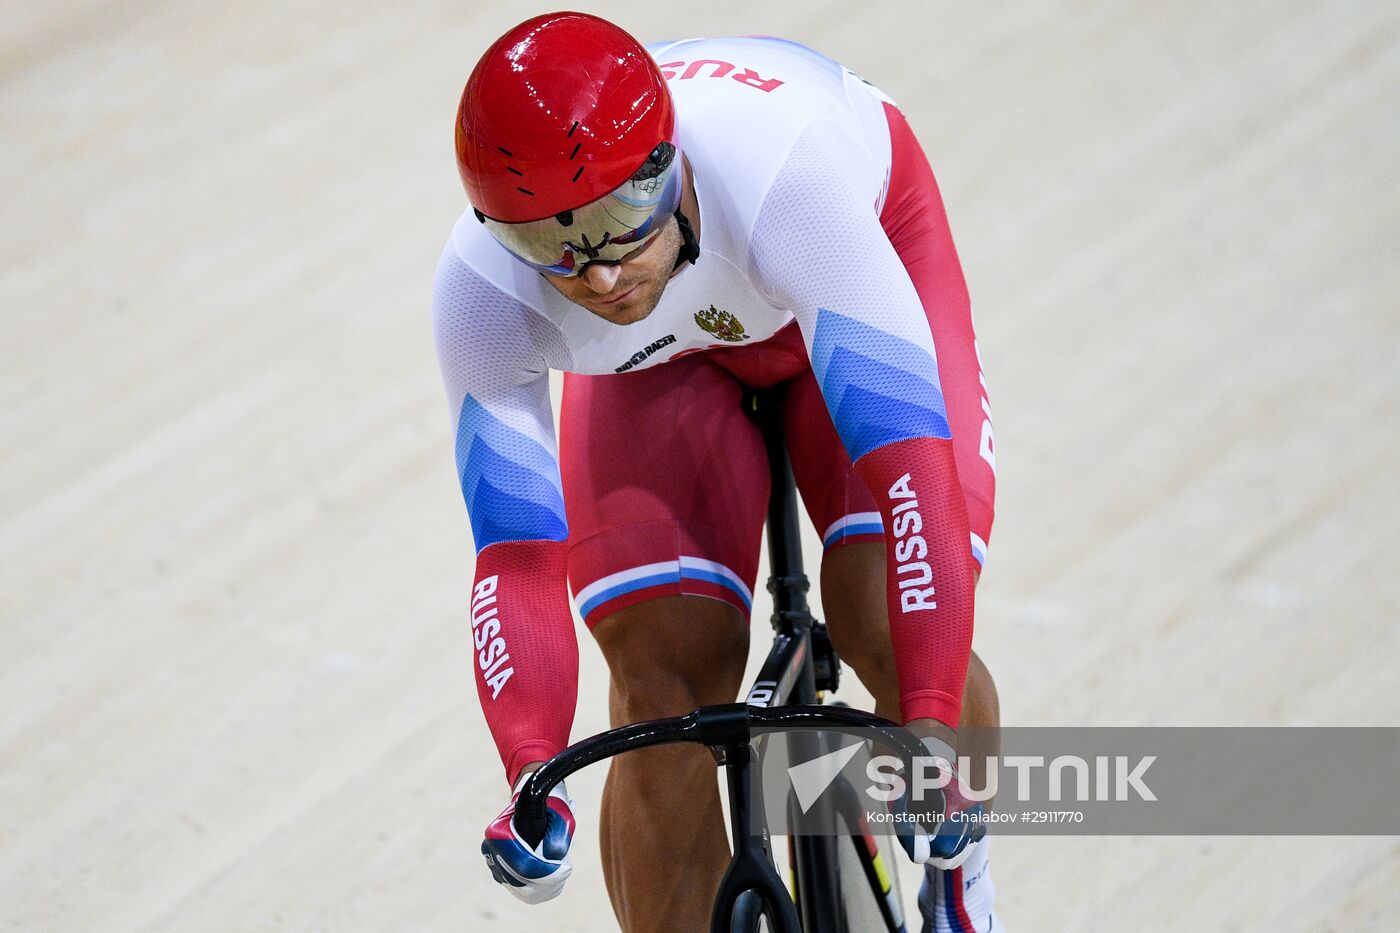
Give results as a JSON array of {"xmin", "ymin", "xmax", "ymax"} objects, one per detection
[{"xmin": 694, "ymin": 305, "xmax": 750, "ymax": 342}]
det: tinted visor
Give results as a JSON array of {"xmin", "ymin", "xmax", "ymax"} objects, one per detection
[{"xmin": 478, "ymin": 142, "xmax": 683, "ymax": 276}]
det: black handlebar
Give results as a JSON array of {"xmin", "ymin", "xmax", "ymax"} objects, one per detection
[{"xmin": 514, "ymin": 702, "xmax": 933, "ymax": 849}]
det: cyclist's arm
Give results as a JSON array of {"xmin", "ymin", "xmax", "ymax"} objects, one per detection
[
  {"xmin": 748, "ymin": 122, "xmax": 975, "ymax": 732},
  {"xmin": 432, "ymin": 244, "xmax": 577, "ymax": 786}
]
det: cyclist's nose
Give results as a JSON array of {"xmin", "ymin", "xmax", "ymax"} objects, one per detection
[{"xmin": 579, "ymin": 263, "xmax": 622, "ymax": 294}]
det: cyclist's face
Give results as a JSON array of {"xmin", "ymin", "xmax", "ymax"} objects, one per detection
[{"xmin": 540, "ymin": 217, "xmax": 682, "ymax": 326}]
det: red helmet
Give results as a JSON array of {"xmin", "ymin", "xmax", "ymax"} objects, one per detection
[{"xmin": 455, "ymin": 12, "xmax": 684, "ymax": 275}]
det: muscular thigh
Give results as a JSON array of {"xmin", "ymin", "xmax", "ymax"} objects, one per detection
[
  {"xmin": 593, "ymin": 596, "xmax": 750, "ymax": 723},
  {"xmin": 559, "ymin": 355, "xmax": 769, "ymax": 631}
]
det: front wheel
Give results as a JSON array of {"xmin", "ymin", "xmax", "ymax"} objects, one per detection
[{"xmin": 730, "ymin": 890, "xmax": 776, "ymax": 933}]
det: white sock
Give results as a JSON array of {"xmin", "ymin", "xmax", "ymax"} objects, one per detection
[{"xmin": 917, "ymin": 837, "xmax": 1001, "ymax": 933}]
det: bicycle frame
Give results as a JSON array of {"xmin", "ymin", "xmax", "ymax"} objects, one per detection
[{"xmin": 742, "ymin": 387, "xmax": 847, "ymax": 932}]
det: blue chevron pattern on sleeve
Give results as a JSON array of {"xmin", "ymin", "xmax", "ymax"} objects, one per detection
[
  {"xmin": 809, "ymin": 307, "xmax": 952, "ymax": 460},
  {"xmin": 455, "ymin": 394, "xmax": 568, "ymax": 551}
]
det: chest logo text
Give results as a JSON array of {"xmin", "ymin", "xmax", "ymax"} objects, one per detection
[{"xmin": 616, "ymin": 334, "xmax": 678, "ymax": 373}]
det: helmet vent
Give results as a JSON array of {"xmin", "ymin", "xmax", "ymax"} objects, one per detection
[
  {"xmin": 506, "ymin": 166, "xmax": 524, "ymax": 176},
  {"xmin": 517, "ymin": 187, "xmax": 534, "ymax": 196},
  {"xmin": 567, "ymin": 121, "xmax": 579, "ymax": 138},
  {"xmin": 497, "ymin": 147, "xmax": 513, "ymax": 156},
  {"xmin": 572, "ymin": 166, "xmax": 585, "ymax": 182},
  {"xmin": 569, "ymin": 143, "xmax": 581, "ymax": 159}
]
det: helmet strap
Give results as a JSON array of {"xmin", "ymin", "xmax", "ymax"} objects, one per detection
[{"xmin": 672, "ymin": 208, "xmax": 699, "ymax": 270}]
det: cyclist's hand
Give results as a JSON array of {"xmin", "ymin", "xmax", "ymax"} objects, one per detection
[
  {"xmin": 481, "ymin": 777, "xmax": 575, "ymax": 904},
  {"xmin": 893, "ymin": 742, "xmax": 986, "ymax": 871}
]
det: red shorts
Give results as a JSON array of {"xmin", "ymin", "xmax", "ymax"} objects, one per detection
[{"xmin": 560, "ymin": 105, "xmax": 996, "ymax": 628}]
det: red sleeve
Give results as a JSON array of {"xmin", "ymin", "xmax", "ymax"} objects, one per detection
[
  {"xmin": 854, "ymin": 436, "xmax": 976, "ymax": 728},
  {"xmin": 469, "ymin": 539, "xmax": 578, "ymax": 785}
]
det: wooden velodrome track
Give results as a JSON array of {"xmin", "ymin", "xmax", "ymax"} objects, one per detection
[{"xmin": 4, "ymin": 0, "xmax": 1397, "ymax": 929}]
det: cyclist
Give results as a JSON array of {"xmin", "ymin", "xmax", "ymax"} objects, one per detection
[{"xmin": 434, "ymin": 13, "xmax": 1002, "ymax": 932}]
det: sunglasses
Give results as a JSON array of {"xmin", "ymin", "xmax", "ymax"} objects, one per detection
[{"xmin": 477, "ymin": 142, "xmax": 683, "ymax": 278}]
